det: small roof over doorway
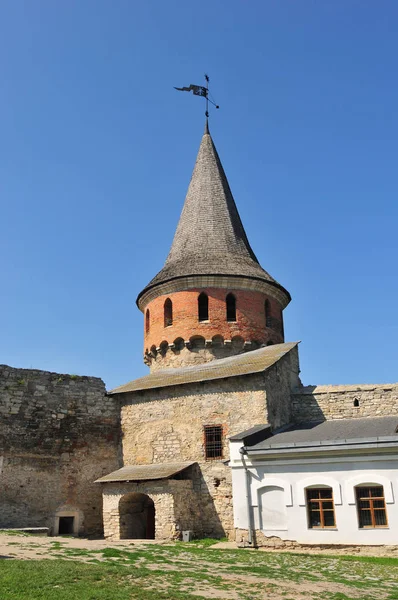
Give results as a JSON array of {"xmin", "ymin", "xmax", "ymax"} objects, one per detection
[{"xmin": 95, "ymin": 461, "xmax": 196, "ymax": 484}]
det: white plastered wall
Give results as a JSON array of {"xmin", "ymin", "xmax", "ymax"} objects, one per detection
[{"xmin": 230, "ymin": 441, "xmax": 398, "ymax": 545}]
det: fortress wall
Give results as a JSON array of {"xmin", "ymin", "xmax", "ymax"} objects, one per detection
[
  {"xmin": 291, "ymin": 383, "xmax": 398, "ymax": 422},
  {"xmin": 0, "ymin": 365, "xmax": 120, "ymax": 535}
]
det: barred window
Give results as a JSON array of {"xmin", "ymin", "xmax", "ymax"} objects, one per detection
[
  {"xmin": 198, "ymin": 292, "xmax": 209, "ymax": 322},
  {"xmin": 204, "ymin": 425, "xmax": 223, "ymax": 460},
  {"xmin": 226, "ymin": 293, "xmax": 236, "ymax": 322},
  {"xmin": 306, "ymin": 487, "xmax": 336, "ymax": 528},
  {"xmin": 356, "ymin": 486, "xmax": 388, "ymax": 528},
  {"xmin": 164, "ymin": 298, "xmax": 173, "ymax": 327}
]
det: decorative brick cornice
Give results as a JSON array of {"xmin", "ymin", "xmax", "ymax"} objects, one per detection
[{"xmin": 137, "ymin": 275, "xmax": 290, "ymax": 312}]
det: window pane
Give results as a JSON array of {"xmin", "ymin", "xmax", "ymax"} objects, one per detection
[
  {"xmin": 370, "ymin": 487, "xmax": 383, "ymax": 498},
  {"xmin": 308, "ymin": 509, "xmax": 321, "ymax": 528},
  {"xmin": 306, "ymin": 489, "xmax": 320, "ymax": 500},
  {"xmin": 358, "ymin": 500, "xmax": 370, "ymax": 509},
  {"xmin": 322, "ymin": 501, "xmax": 334, "ymax": 510},
  {"xmin": 323, "ymin": 511, "xmax": 336, "ymax": 527},
  {"xmin": 373, "ymin": 500, "xmax": 386, "ymax": 509},
  {"xmin": 374, "ymin": 510, "xmax": 387, "ymax": 526},
  {"xmin": 319, "ymin": 489, "xmax": 333, "ymax": 499},
  {"xmin": 356, "ymin": 487, "xmax": 371, "ymax": 499},
  {"xmin": 359, "ymin": 510, "xmax": 372, "ymax": 528}
]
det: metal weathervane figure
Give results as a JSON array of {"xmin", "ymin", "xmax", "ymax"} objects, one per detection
[{"xmin": 174, "ymin": 74, "xmax": 219, "ymax": 119}]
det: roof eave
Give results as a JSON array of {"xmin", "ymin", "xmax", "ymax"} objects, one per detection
[{"xmin": 136, "ymin": 273, "xmax": 291, "ymax": 311}]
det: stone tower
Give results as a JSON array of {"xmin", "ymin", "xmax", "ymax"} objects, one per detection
[{"xmin": 137, "ymin": 122, "xmax": 291, "ymax": 370}]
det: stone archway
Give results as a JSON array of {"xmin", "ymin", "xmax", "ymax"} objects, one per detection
[{"xmin": 118, "ymin": 492, "xmax": 155, "ymax": 539}]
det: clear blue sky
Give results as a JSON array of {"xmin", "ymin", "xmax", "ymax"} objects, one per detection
[{"xmin": 1, "ymin": 1, "xmax": 397, "ymax": 389}]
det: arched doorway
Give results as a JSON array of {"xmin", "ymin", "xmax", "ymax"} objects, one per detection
[{"xmin": 118, "ymin": 493, "xmax": 155, "ymax": 539}]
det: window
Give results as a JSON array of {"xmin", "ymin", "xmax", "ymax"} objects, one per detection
[
  {"xmin": 204, "ymin": 425, "xmax": 223, "ymax": 459},
  {"xmin": 164, "ymin": 298, "xmax": 173, "ymax": 327},
  {"xmin": 198, "ymin": 292, "xmax": 209, "ymax": 322},
  {"xmin": 356, "ymin": 486, "xmax": 388, "ymax": 528},
  {"xmin": 145, "ymin": 309, "xmax": 150, "ymax": 334},
  {"xmin": 265, "ymin": 300, "xmax": 271, "ymax": 327},
  {"xmin": 226, "ymin": 293, "xmax": 237, "ymax": 322},
  {"xmin": 306, "ymin": 487, "xmax": 336, "ymax": 528}
]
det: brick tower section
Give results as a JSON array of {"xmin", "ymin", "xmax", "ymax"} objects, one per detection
[
  {"xmin": 137, "ymin": 122, "xmax": 291, "ymax": 371},
  {"xmin": 143, "ymin": 288, "xmax": 284, "ymax": 370}
]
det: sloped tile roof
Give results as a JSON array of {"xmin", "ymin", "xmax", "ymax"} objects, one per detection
[
  {"xmin": 247, "ymin": 416, "xmax": 398, "ymax": 452},
  {"xmin": 108, "ymin": 342, "xmax": 298, "ymax": 395},
  {"xmin": 95, "ymin": 461, "xmax": 195, "ymax": 483},
  {"xmin": 137, "ymin": 124, "xmax": 290, "ymax": 306}
]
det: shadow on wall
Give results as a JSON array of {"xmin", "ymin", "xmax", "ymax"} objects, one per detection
[
  {"xmin": 119, "ymin": 493, "xmax": 155, "ymax": 540},
  {"xmin": 291, "ymin": 387, "xmax": 326, "ymax": 423},
  {"xmin": 189, "ymin": 463, "xmax": 228, "ymax": 539},
  {"xmin": 290, "ymin": 385, "xmax": 386, "ymax": 423}
]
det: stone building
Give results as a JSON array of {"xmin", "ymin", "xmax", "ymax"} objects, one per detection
[
  {"xmin": 95, "ymin": 122, "xmax": 303, "ymax": 540},
  {"xmin": 96, "ymin": 120, "xmax": 397, "ymax": 545},
  {"xmin": 1, "ymin": 119, "xmax": 397, "ymax": 544}
]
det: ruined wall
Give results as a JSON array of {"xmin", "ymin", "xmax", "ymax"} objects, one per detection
[
  {"xmin": 291, "ymin": 383, "xmax": 398, "ymax": 423},
  {"xmin": 119, "ymin": 353, "xmax": 297, "ymax": 539},
  {"xmin": 0, "ymin": 365, "xmax": 120, "ymax": 535}
]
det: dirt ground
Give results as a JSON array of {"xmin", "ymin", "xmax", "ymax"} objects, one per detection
[
  {"xmin": 1, "ymin": 533, "xmax": 397, "ymax": 599},
  {"xmin": 1, "ymin": 533, "xmax": 397, "ymax": 560}
]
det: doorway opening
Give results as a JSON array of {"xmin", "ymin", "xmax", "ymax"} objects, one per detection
[
  {"xmin": 58, "ymin": 516, "xmax": 75, "ymax": 535},
  {"xmin": 119, "ymin": 493, "xmax": 155, "ymax": 539}
]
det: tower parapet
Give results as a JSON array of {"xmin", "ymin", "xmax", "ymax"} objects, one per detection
[{"xmin": 137, "ymin": 123, "xmax": 290, "ymax": 370}]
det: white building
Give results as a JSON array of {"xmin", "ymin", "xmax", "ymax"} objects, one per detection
[{"xmin": 230, "ymin": 416, "xmax": 398, "ymax": 546}]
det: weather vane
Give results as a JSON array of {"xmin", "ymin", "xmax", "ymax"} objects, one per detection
[{"xmin": 174, "ymin": 74, "xmax": 220, "ymax": 119}]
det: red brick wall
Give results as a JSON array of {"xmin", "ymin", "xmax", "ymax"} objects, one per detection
[{"xmin": 143, "ymin": 288, "xmax": 284, "ymax": 352}]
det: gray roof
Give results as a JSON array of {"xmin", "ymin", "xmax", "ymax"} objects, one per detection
[
  {"xmin": 247, "ymin": 416, "xmax": 398, "ymax": 453},
  {"xmin": 95, "ymin": 462, "xmax": 195, "ymax": 483},
  {"xmin": 108, "ymin": 342, "xmax": 298, "ymax": 395},
  {"xmin": 137, "ymin": 124, "xmax": 290, "ymax": 305}
]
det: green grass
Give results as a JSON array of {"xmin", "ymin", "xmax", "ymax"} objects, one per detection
[{"xmin": 1, "ymin": 542, "xmax": 397, "ymax": 599}]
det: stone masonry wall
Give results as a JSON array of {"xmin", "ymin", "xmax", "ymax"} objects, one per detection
[
  {"xmin": 120, "ymin": 373, "xmax": 267, "ymax": 539},
  {"xmin": 102, "ymin": 480, "xmax": 198, "ymax": 541},
  {"xmin": 0, "ymin": 364, "xmax": 120, "ymax": 535},
  {"xmin": 118, "ymin": 351, "xmax": 298, "ymax": 539},
  {"xmin": 265, "ymin": 346, "xmax": 301, "ymax": 429},
  {"xmin": 291, "ymin": 383, "xmax": 398, "ymax": 422}
]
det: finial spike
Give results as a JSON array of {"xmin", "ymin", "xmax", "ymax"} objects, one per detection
[{"xmin": 204, "ymin": 118, "xmax": 209, "ymax": 134}]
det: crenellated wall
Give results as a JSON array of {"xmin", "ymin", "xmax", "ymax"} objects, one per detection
[{"xmin": 0, "ymin": 364, "xmax": 120, "ymax": 535}]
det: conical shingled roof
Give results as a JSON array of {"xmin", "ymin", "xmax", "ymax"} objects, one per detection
[{"xmin": 137, "ymin": 123, "xmax": 290, "ymax": 305}]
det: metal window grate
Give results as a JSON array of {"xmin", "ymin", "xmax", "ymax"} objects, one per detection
[
  {"xmin": 204, "ymin": 425, "xmax": 223, "ymax": 460},
  {"xmin": 356, "ymin": 486, "xmax": 387, "ymax": 528},
  {"xmin": 306, "ymin": 487, "xmax": 336, "ymax": 529}
]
